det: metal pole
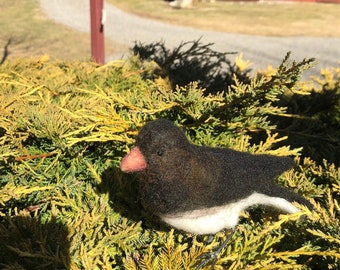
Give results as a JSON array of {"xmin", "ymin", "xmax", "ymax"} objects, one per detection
[{"xmin": 90, "ymin": 0, "xmax": 105, "ymax": 64}]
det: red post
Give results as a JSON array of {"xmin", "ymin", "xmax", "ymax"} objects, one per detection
[{"xmin": 90, "ymin": 0, "xmax": 105, "ymax": 64}]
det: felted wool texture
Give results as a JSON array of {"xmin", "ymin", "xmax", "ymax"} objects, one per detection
[{"xmin": 133, "ymin": 119, "xmax": 312, "ymax": 215}]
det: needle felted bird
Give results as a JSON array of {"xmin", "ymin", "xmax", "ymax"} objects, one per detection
[{"xmin": 120, "ymin": 118, "xmax": 312, "ymax": 267}]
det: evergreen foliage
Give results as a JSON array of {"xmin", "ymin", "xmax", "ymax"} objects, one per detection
[
  {"xmin": 273, "ymin": 67, "xmax": 340, "ymax": 165},
  {"xmin": 133, "ymin": 40, "xmax": 340, "ymax": 164},
  {"xmin": 0, "ymin": 48, "xmax": 339, "ymax": 269},
  {"xmin": 132, "ymin": 39, "xmax": 251, "ymax": 95}
]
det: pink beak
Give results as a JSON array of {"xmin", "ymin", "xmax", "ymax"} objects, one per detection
[{"xmin": 120, "ymin": 146, "xmax": 147, "ymax": 173}]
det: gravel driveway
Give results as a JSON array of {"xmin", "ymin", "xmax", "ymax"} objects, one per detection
[{"xmin": 39, "ymin": 0, "xmax": 340, "ymax": 77}]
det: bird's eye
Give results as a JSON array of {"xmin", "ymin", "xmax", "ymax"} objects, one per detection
[{"xmin": 157, "ymin": 149, "xmax": 164, "ymax": 156}]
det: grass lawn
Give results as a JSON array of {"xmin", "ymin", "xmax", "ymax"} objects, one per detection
[
  {"xmin": 1, "ymin": 0, "xmax": 338, "ymax": 62},
  {"xmin": 108, "ymin": 0, "xmax": 340, "ymax": 37},
  {"xmin": 0, "ymin": 0, "xmax": 127, "ymax": 62}
]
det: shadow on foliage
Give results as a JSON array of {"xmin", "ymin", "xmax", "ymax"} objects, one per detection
[
  {"xmin": 274, "ymin": 86, "xmax": 340, "ymax": 165},
  {"xmin": 133, "ymin": 39, "xmax": 340, "ymax": 164},
  {"xmin": 277, "ymin": 221, "xmax": 340, "ymax": 269},
  {"xmin": 132, "ymin": 39, "xmax": 251, "ymax": 95},
  {"xmin": 0, "ymin": 215, "xmax": 70, "ymax": 270},
  {"xmin": 98, "ymin": 166, "xmax": 169, "ymax": 232}
]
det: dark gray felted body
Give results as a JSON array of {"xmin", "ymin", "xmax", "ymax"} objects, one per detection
[{"xmin": 134, "ymin": 119, "xmax": 312, "ymax": 215}]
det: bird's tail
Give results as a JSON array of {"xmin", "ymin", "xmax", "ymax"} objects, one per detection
[{"xmin": 267, "ymin": 185, "xmax": 314, "ymax": 211}]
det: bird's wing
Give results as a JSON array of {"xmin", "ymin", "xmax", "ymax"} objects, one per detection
[{"xmin": 195, "ymin": 147, "xmax": 294, "ymax": 205}]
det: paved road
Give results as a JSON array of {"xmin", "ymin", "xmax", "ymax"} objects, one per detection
[{"xmin": 39, "ymin": 0, "xmax": 340, "ymax": 77}]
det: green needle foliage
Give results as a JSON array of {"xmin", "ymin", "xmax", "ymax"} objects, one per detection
[
  {"xmin": 132, "ymin": 39, "xmax": 251, "ymax": 95},
  {"xmin": 0, "ymin": 44, "xmax": 339, "ymax": 269}
]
